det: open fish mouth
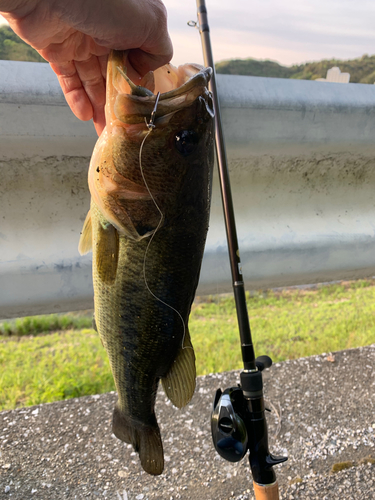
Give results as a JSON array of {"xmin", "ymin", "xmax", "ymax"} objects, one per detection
[
  {"xmin": 87, "ymin": 50, "xmax": 214, "ymax": 241},
  {"xmin": 106, "ymin": 50, "xmax": 214, "ymax": 127}
]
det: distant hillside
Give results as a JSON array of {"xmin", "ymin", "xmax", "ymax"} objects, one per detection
[
  {"xmin": 216, "ymin": 54, "xmax": 375, "ymax": 84},
  {"xmin": 2, "ymin": 23, "xmax": 375, "ymax": 84},
  {"xmin": 0, "ymin": 25, "xmax": 44, "ymax": 62}
]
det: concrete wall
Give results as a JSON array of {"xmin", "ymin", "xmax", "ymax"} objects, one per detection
[{"xmin": 1, "ymin": 61, "xmax": 375, "ymax": 318}]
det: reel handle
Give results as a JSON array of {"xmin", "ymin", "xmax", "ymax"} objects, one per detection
[{"xmin": 255, "ymin": 355, "xmax": 272, "ymax": 371}]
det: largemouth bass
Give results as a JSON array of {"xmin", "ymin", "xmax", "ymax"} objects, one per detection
[{"xmin": 79, "ymin": 51, "xmax": 214, "ymax": 475}]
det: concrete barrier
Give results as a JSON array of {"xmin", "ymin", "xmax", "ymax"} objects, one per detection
[{"xmin": 1, "ymin": 60, "xmax": 375, "ymax": 318}]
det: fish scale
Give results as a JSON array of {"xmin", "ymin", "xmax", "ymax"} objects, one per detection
[{"xmin": 79, "ymin": 50, "xmax": 214, "ymax": 475}]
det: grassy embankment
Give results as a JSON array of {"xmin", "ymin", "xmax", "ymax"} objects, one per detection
[{"xmin": 1, "ymin": 279, "xmax": 374, "ymax": 411}]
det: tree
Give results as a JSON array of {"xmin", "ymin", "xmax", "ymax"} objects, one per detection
[{"xmin": 0, "ymin": 25, "xmax": 45, "ymax": 62}]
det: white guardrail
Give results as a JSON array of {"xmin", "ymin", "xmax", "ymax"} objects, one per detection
[{"xmin": 1, "ymin": 60, "xmax": 375, "ymax": 318}]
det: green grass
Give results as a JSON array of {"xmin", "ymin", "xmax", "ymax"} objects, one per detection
[
  {"xmin": 191, "ymin": 279, "xmax": 375, "ymax": 375},
  {"xmin": 0, "ymin": 311, "xmax": 93, "ymax": 336},
  {"xmin": 0, "ymin": 330, "xmax": 114, "ymax": 410},
  {"xmin": 1, "ymin": 279, "xmax": 375, "ymax": 411}
]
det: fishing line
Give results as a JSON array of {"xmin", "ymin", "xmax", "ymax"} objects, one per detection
[{"xmin": 139, "ymin": 96, "xmax": 190, "ymax": 351}]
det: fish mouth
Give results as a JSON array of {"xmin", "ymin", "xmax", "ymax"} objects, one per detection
[
  {"xmin": 88, "ymin": 50, "xmax": 214, "ymax": 241},
  {"xmin": 158, "ymin": 67, "xmax": 212, "ymax": 100},
  {"xmin": 106, "ymin": 50, "xmax": 213, "ymax": 127}
]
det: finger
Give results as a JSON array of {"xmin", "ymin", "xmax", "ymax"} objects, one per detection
[
  {"xmin": 40, "ymin": 32, "xmax": 109, "ymax": 64},
  {"xmin": 98, "ymin": 54, "xmax": 109, "ymax": 80},
  {"xmin": 93, "ymin": 107, "xmax": 106, "ymax": 136},
  {"xmin": 50, "ymin": 60, "xmax": 93, "ymax": 122},
  {"xmin": 94, "ymin": 120, "xmax": 105, "ymax": 136},
  {"xmin": 128, "ymin": 15, "xmax": 173, "ymax": 76},
  {"xmin": 128, "ymin": 46, "xmax": 173, "ymax": 78},
  {"xmin": 95, "ymin": 55, "xmax": 109, "ymax": 135},
  {"xmin": 74, "ymin": 56, "xmax": 106, "ymax": 134}
]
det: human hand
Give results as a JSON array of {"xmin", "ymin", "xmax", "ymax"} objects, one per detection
[{"xmin": 0, "ymin": 0, "xmax": 173, "ymax": 135}]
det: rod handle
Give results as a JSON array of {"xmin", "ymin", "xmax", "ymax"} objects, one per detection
[{"xmin": 253, "ymin": 481, "xmax": 280, "ymax": 500}]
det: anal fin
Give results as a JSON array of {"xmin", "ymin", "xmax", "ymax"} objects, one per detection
[{"xmin": 161, "ymin": 328, "xmax": 196, "ymax": 409}]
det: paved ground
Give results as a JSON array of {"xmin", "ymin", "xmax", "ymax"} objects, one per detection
[{"xmin": 0, "ymin": 345, "xmax": 374, "ymax": 500}]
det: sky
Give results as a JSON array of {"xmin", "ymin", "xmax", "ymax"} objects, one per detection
[{"xmin": 2, "ymin": 0, "xmax": 375, "ymax": 67}]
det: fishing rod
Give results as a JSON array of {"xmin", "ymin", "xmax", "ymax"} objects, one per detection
[{"xmin": 190, "ymin": 1, "xmax": 288, "ymax": 498}]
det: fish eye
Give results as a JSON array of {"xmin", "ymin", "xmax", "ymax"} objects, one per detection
[{"xmin": 174, "ymin": 130, "xmax": 199, "ymax": 156}]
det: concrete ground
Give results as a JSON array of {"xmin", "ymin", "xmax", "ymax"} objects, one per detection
[{"xmin": 0, "ymin": 344, "xmax": 374, "ymax": 500}]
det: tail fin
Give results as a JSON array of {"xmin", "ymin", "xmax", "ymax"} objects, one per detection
[{"xmin": 112, "ymin": 404, "xmax": 164, "ymax": 475}]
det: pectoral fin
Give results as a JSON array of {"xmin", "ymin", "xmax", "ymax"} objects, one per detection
[
  {"xmin": 96, "ymin": 222, "xmax": 119, "ymax": 284},
  {"xmin": 161, "ymin": 328, "xmax": 196, "ymax": 408},
  {"xmin": 78, "ymin": 210, "xmax": 93, "ymax": 255}
]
